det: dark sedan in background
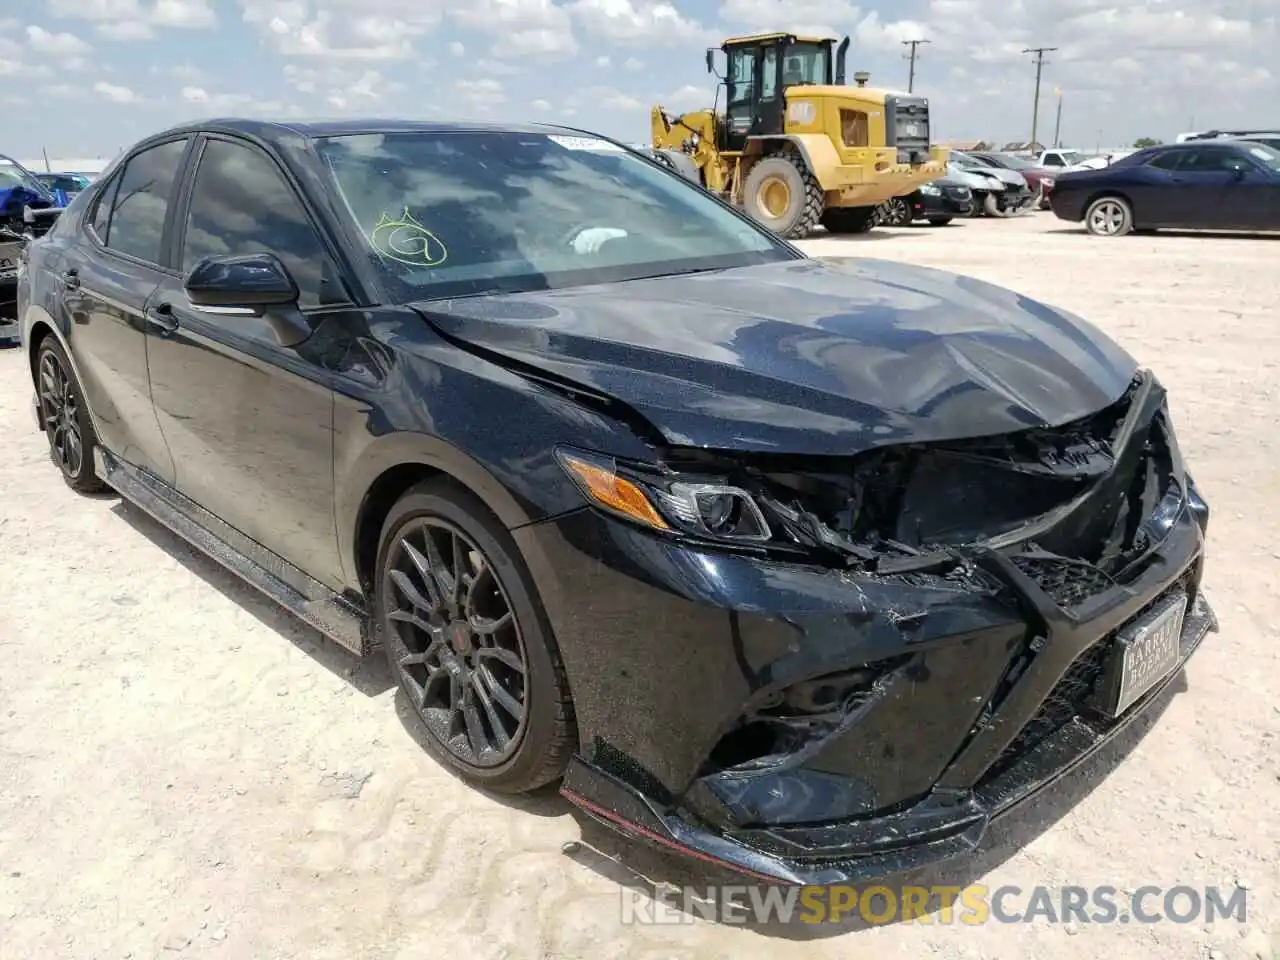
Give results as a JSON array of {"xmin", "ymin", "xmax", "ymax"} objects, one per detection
[
  {"xmin": 18, "ymin": 117, "xmax": 1216, "ymax": 885},
  {"xmin": 1050, "ymin": 139, "xmax": 1280, "ymax": 236}
]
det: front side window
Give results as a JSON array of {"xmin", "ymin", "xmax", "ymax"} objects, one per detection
[
  {"xmin": 181, "ymin": 139, "xmax": 345, "ymax": 309},
  {"xmin": 1147, "ymin": 151, "xmax": 1184, "ymax": 171},
  {"xmin": 106, "ymin": 138, "xmax": 189, "ymax": 264},
  {"xmin": 1178, "ymin": 148, "xmax": 1244, "ymax": 172},
  {"xmin": 315, "ymin": 131, "xmax": 791, "ymax": 302},
  {"xmin": 782, "ymin": 42, "xmax": 830, "ymax": 86}
]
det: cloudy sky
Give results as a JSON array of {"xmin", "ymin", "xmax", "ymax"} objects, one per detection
[{"xmin": 0, "ymin": 0, "xmax": 1274, "ymax": 163}]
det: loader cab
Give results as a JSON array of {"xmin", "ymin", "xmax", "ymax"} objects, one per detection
[{"xmin": 711, "ymin": 33, "xmax": 849, "ymax": 153}]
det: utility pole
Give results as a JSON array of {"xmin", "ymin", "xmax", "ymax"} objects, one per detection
[
  {"xmin": 901, "ymin": 39, "xmax": 931, "ymax": 93},
  {"xmin": 1022, "ymin": 46, "xmax": 1057, "ymax": 148},
  {"xmin": 1052, "ymin": 87, "xmax": 1063, "ymax": 147}
]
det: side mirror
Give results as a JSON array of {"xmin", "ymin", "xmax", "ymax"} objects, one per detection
[
  {"xmin": 1228, "ymin": 163, "xmax": 1247, "ymax": 180},
  {"xmin": 705, "ymin": 48, "xmax": 714, "ymax": 74},
  {"xmin": 185, "ymin": 252, "xmax": 298, "ymax": 311},
  {"xmin": 184, "ymin": 253, "xmax": 311, "ymax": 347}
]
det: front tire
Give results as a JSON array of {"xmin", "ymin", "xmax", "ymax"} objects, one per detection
[
  {"xmin": 375, "ymin": 478, "xmax": 577, "ymax": 794},
  {"xmin": 741, "ymin": 149, "xmax": 823, "ymax": 239},
  {"xmin": 1085, "ymin": 195, "xmax": 1134, "ymax": 236},
  {"xmin": 36, "ymin": 337, "xmax": 108, "ymax": 494},
  {"xmin": 881, "ymin": 197, "xmax": 911, "ymax": 226}
]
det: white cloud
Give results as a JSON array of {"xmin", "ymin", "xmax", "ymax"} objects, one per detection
[
  {"xmin": 451, "ymin": 0, "xmax": 579, "ymax": 59},
  {"xmin": 26, "ymin": 25, "xmax": 93, "ymax": 56},
  {"xmin": 96, "ymin": 20, "xmax": 154, "ymax": 39},
  {"xmin": 718, "ymin": 0, "xmax": 845, "ymax": 39},
  {"xmin": 181, "ymin": 85, "xmax": 209, "ymax": 102},
  {"xmin": 94, "ymin": 80, "xmax": 139, "ymax": 102},
  {"xmin": 449, "ymin": 40, "xmax": 465, "ymax": 56},
  {"xmin": 571, "ymin": 0, "xmax": 707, "ymax": 44},
  {"xmin": 623, "ymin": 56, "xmax": 643, "ymax": 71},
  {"xmin": 241, "ymin": 0, "xmax": 442, "ymax": 60},
  {"xmin": 46, "ymin": 0, "xmax": 215, "ymax": 32},
  {"xmin": 532, "ymin": 97, "xmax": 552, "ymax": 110},
  {"xmin": 454, "ymin": 77, "xmax": 506, "ymax": 110}
]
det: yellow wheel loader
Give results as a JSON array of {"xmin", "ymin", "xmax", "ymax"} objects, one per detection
[{"xmin": 650, "ymin": 33, "xmax": 950, "ymax": 238}]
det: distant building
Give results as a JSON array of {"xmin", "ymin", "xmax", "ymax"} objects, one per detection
[{"xmin": 941, "ymin": 140, "xmax": 993, "ymax": 151}]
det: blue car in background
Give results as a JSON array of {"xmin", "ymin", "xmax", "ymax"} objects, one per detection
[
  {"xmin": 1, "ymin": 153, "xmax": 63, "ymax": 336},
  {"xmin": 34, "ymin": 171, "xmax": 93, "ymax": 206},
  {"xmin": 1049, "ymin": 139, "xmax": 1280, "ymax": 236}
]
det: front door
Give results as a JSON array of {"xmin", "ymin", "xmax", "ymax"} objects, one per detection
[
  {"xmin": 145, "ymin": 134, "xmax": 354, "ymax": 587},
  {"xmin": 58, "ymin": 137, "xmax": 192, "ymax": 481},
  {"xmin": 1166, "ymin": 146, "xmax": 1249, "ymax": 228}
]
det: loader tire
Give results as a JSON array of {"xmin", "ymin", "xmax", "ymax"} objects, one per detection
[
  {"xmin": 742, "ymin": 150, "xmax": 823, "ymax": 239},
  {"xmin": 820, "ymin": 206, "xmax": 878, "ymax": 234}
]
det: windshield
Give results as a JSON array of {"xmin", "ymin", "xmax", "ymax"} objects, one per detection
[
  {"xmin": 950, "ymin": 152, "xmax": 983, "ymax": 170},
  {"xmin": 782, "ymin": 41, "xmax": 831, "ymax": 85},
  {"xmin": 316, "ymin": 130, "xmax": 792, "ymax": 301},
  {"xmin": 1244, "ymin": 142, "xmax": 1280, "ymax": 171},
  {"xmin": 1057, "ymin": 151, "xmax": 1086, "ymax": 165}
]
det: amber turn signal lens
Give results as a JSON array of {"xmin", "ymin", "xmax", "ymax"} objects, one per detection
[{"xmin": 559, "ymin": 454, "xmax": 670, "ymax": 530}]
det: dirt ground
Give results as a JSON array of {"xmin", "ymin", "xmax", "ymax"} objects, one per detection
[{"xmin": 2, "ymin": 214, "xmax": 1277, "ymax": 960}]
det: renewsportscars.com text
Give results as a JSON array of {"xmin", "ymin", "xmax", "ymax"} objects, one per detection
[{"xmin": 621, "ymin": 883, "xmax": 1249, "ymax": 926}]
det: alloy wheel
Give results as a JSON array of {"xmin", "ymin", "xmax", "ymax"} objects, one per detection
[
  {"xmin": 38, "ymin": 351, "xmax": 83, "ymax": 479},
  {"xmin": 1089, "ymin": 200, "xmax": 1127, "ymax": 235},
  {"xmin": 384, "ymin": 517, "xmax": 529, "ymax": 767},
  {"xmin": 885, "ymin": 198, "xmax": 911, "ymax": 226}
]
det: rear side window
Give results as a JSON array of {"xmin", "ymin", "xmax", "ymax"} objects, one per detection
[
  {"xmin": 105, "ymin": 139, "xmax": 189, "ymax": 264},
  {"xmin": 180, "ymin": 139, "xmax": 346, "ymax": 309},
  {"xmin": 89, "ymin": 174, "xmax": 120, "ymax": 239}
]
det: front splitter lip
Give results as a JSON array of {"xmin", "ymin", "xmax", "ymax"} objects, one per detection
[{"xmin": 560, "ymin": 592, "xmax": 1217, "ymax": 887}]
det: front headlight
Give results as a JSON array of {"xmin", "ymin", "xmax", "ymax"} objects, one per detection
[
  {"xmin": 556, "ymin": 448, "xmax": 772, "ymax": 543},
  {"xmin": 920, "ymin": 183, "xmax": 941, "ymax": 196}
]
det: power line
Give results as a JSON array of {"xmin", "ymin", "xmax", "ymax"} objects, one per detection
[
  {"xmin": 1022, "ymin": 46, "xmax": 1058, "ymax": 148},
  {"xmin": 901, "ymin": 39, "xmax": 931, "ymax": 93}
]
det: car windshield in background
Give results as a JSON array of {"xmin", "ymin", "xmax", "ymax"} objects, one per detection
[
  {"xmin": 1244, "ymin": 143, "xmax": 1280, "ymax": 171},
  {"xmin": 0, "ymin": 156, "xmax": 55, "ymax": 203},
  {"xmin": 314, "ymin": 130, "xmax": 791, "ymax": 301}
]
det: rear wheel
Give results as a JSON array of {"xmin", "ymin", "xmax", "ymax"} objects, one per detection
[
  {"xmin": 36, "ymin": 337, "xmax": 107, "ymax": 494},
  {"xmin": 741, "ymin": 149, "xmax": 823, "ymax": 239},
  {"xmin": 820, "ymin": 206, "xmax": 878, "ymax": 234},
  {"xmin": 375, "ymin": 478, "xmax": 577, "ymax": 794},
  {"xmin": 1085, "ymin": 196, "xmax": 1133, "ymax": 236}
]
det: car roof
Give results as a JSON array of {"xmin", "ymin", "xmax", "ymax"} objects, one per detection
[{"xmin": 139, "ymin": 116, "xmax": 605, "ymax": 146}]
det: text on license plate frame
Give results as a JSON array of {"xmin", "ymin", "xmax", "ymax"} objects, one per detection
[{"xmin": 1101, "ymin": 591, "xmax": 1188, "ymax": 719}]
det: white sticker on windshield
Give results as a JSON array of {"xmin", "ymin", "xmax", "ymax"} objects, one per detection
[
  {"xmin": 1249, "ymin": 147, "xmax": 1272, "ymax": 160},
  {"xmin": 547, "ymin": 135, "xmax": 624, "ymax": 152}
]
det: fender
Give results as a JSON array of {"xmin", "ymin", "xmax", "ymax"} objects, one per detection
[
  {"xmin": 333, "ymin": 427, "xmax": 547, "ymax": 593},
  {"xmin": 746, "ymin": 134, "xmax": 863, "ymax": 190}
]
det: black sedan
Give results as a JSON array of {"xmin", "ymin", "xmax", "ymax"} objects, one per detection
[
  {"xmin": 17, "ymin": 118, "xmax": 1216, "ymax": 885},
  {"xmin": 1050, "ymin": 139, "xmax": 1280, "ymax": 236}
]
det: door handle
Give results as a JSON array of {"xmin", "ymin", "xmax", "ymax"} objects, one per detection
[
  {"xmin": 61, "ymin": 268, "xmax": 80, "ymax": 291},
  {"xmin": 145, "ymin": 301, "xmax": 180, "ymax": 335}
]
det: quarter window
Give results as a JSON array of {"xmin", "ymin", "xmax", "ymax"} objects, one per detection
[
  {"xmin": 105, "ymin": 139, "xmax": 189, "ymax": 264},
  {"xmin": 181, "ymin": 139, "xmax": 345, "ymax": 309}
]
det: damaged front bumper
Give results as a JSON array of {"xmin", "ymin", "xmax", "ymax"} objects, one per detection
[{"xmin": 513, "ymin": 370, "xmax": 1217, "ymax": 884}]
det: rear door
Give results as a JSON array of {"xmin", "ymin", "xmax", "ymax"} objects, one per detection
[
  {"xmin": 145, "ymin": 134, "xmax": 353, "ymax": 586},
  {"xmin": 63, "ymin": 137, "xmax": 193, "ymax": 481}
]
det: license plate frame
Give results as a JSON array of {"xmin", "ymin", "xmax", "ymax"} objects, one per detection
[{"xmin": 1097, "ymin": 591, "xmax": 1187, "ymax": 719}]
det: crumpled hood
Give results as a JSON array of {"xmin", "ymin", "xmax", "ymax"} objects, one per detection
[{"xmin": 414, "ymin": 257, "xmax": 1139, "ymax": 456}]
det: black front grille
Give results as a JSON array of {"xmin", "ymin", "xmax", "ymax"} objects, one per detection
[
  {"xmin": 1011, "ymin": 554, "xmax": 1115, "ymax": 607},
  {"xmin": 985, "ymin": 574, "xmax": 1192, "ymax": 782}
]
